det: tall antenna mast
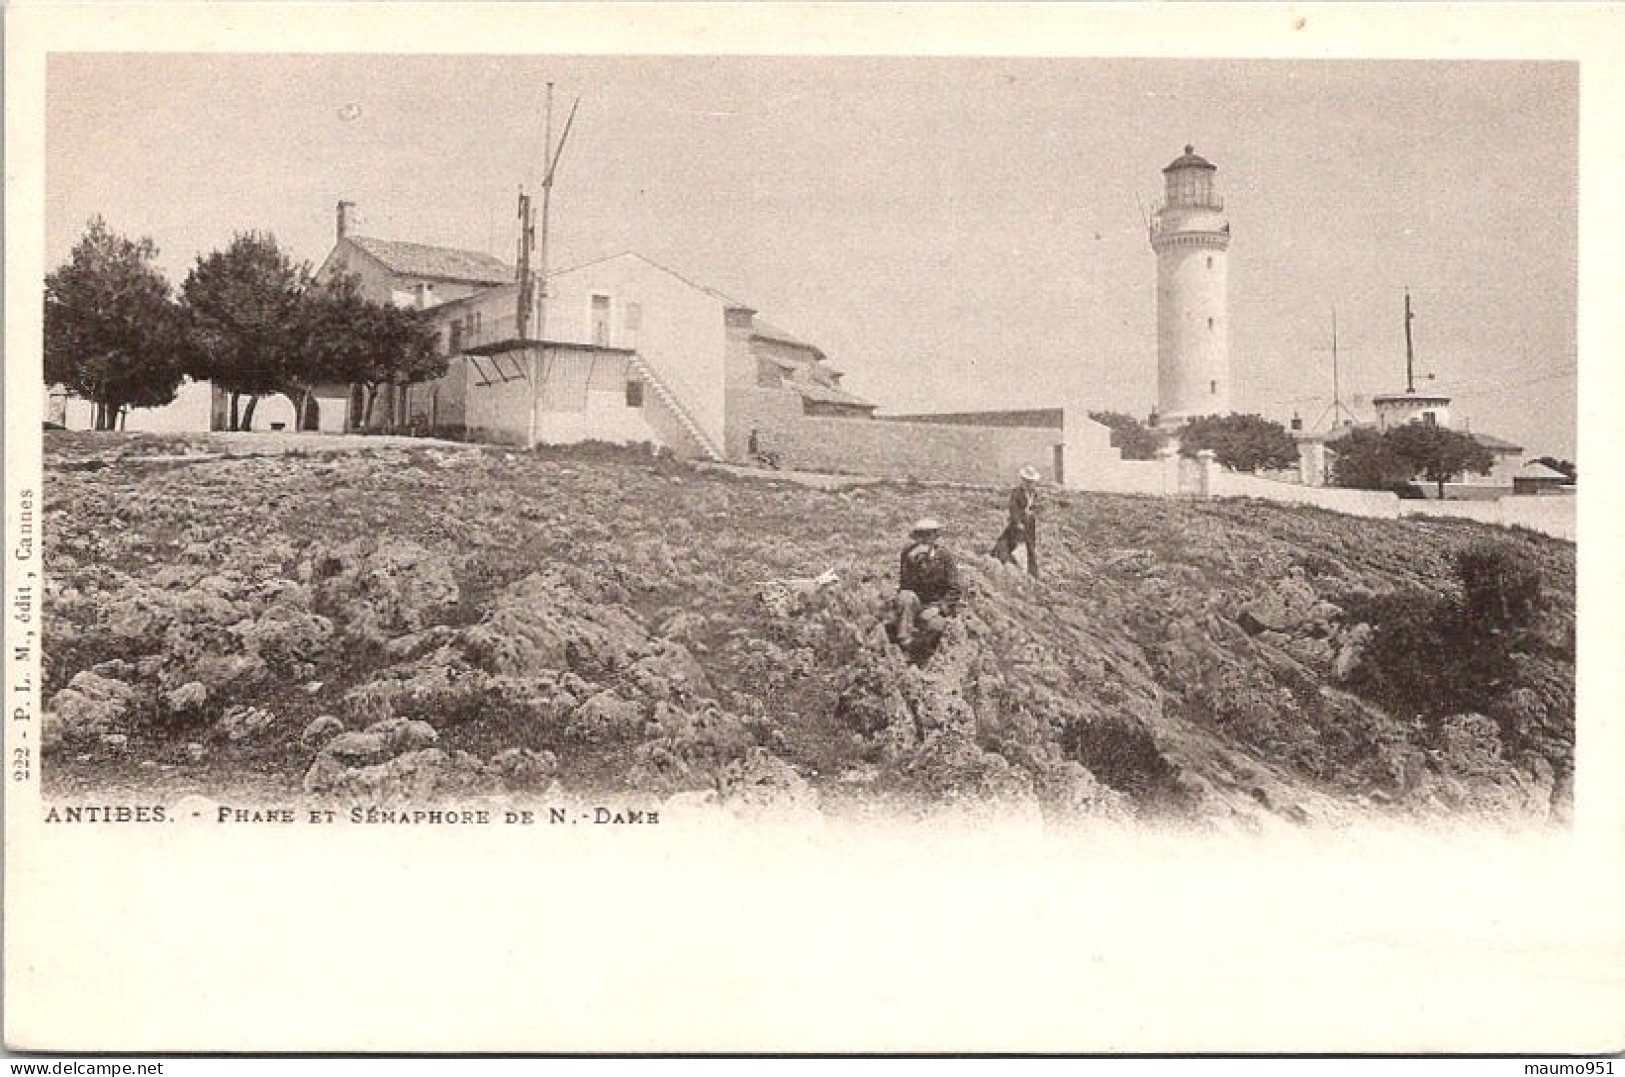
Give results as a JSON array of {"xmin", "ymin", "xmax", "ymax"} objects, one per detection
[
  {"xmin": 1312, "ymin": 307, "xmax": 1360, "ymax": 430},
  {"xmin": 526, "ymin": 82, "xmax": 581, "ymax": 447},
  {"xmin": 1403, "ymin": 287, "xmax": 1417, "ymax": 394},
  {"xmin": 536, "ymin": 84, "xmax": 581, "ymax": 342}
]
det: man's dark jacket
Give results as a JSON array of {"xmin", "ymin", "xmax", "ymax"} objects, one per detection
[{"xmin": 899, "ymin": 541, "xmax": 963, "ymax": 611}]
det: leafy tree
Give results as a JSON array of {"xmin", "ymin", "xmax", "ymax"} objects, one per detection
[
  {"xmin": 1533, "ymin": 456, "xmax": 1577, "ymax": 484},
  {"xmin": 1088, "ymin": 410, "xmax": 1161, "ymax": 460},
  {"xmin": 1384, "ymin": 421, "xmax": 1495, "ymax": 499},
  {"xmin": 43, "ymin": 217, "xmax": 188, "ymax": 430},
  {"xmin": 1178, "ymin": 412, "xmax": 1297, "ymax": 473},
  {"xmin": 1328, "ymin": 426, "xmax": 1412, "ymax": 490},
  {"xmin": 180, "ymin": 232, "xmax": 309, "ymax": 430},
  {"xmin": 303, "ymin": 274, "xmax": 445, "ymax": 431}
]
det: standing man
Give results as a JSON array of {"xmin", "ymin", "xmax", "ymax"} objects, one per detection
[
  {"xmin": 894, "ymin": 518, "xmax": 962, "ymax": 650},
  {"xmin": 992, "ymin": 465, "xmax": 1042, "ymax": 578}
]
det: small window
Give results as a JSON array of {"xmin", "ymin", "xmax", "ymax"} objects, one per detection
[
  {"xmin": 1206, "ymin": 256, "xmax": 1213, "ymax": 269},
  {"xmin": 625, "ymin": 380, "xmax": 644, "ymax": 408},
  {"xmin": 591, "ymin": 295, "xmax": 612, "ymax": 347},
  {"xmin": 1207, "ymin": 317, "xmax": 1215, "ymax": 330},
  {"xmin": 623, "ymin": 302, "xmax": 642, "ymax": 331},
  {"xmin": 1210, "ymin": 380, "xmax": 1218, "ymax": 395},
  {"xmin": 1423, "ymin": 411, "xmax": 1437, "ymax": 426}
]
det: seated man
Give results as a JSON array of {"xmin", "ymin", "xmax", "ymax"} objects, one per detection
[{"xmin": 894, "ymin": 517, "xmax": 963, "ymax": 650}]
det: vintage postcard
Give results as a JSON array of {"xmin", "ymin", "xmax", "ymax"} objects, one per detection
[{"xmin": 5, "ymin": 1, "xmax": 1623, "ymax": 1056}]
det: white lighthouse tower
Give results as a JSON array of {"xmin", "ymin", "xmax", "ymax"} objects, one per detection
[{"xmin": 1149, "ymin": 145, "xmax": 1231, "ymax": 428}]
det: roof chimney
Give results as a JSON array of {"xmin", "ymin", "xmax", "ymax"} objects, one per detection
[{"xmin": 337, "ymin": 200, "xmax": 355, "ymax": 241}]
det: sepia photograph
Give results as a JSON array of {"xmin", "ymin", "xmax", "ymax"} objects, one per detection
[
  {"xmin": 4, "ymin": 2, "xmax": 1621, "ymax": 1058},
  {"xmin": 31, "ymin": 51, "xmax": 1579, "ymax": 825}
]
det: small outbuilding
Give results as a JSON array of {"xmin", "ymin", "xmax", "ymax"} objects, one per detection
[{"xmin": 1512, "ymin": 460, "xmax": 1572, "ymax": 496}]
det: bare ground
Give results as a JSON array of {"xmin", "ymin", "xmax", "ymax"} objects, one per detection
[{"xmin": 38, "ymin": 431, "xmax": 1574, "ymax": 829}]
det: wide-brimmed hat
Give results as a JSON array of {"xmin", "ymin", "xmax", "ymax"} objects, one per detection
[
  {"xmin": 1019, "ymin": 465, "xmax": 1042, "ymax": 483},
  {"xmin": 910, "ymin": 517, "xmax": 943, "ymax": 535}
]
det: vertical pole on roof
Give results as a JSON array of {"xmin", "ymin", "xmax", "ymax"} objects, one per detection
[
  {"xmin": 1403, "ymin": 287, "xmax": 1416, "ymax": 395},
  {"xmin": 527, "ymin": 82, "xmax": 579, "ymax": 448},
  {"xmin": 533, "ymin": 82, "xmax": 554, "ymax": 447}
]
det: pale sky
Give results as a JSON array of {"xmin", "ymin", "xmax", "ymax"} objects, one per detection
[{"xmin": 46, "ymin": 55, "xmax": 1577, "ymax": 458}]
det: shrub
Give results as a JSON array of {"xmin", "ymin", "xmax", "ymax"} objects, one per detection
[
  {"xmin": 1347, "ymin": 542, "xmax": 1540, "ymax": 721},
  {"xmin": 1454, "ymin": 543, "xmax": 1542, "ymax": 633}
]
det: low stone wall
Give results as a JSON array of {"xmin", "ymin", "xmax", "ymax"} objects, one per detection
[
  {"xmin": 1208, "ymin": 469, "xmax": 1404, "ymax": 518},
  {"xmin": 1207, "ymin": 463, "xmax": 1576, "ymax": 541},
  {"xmin": 726, "ymin": 387, "xmax": 1061, "ymax": 485},
  {"xmin": 1401, "ymin": 495, "xmax": 1576, "ymax": 541}
]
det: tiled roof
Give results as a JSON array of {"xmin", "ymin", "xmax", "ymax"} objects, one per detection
[
  {"xmin": 348, "ymin": 236, "xmax": 514, "ymax": 285},
  {"xmin": 752, "ymin": 317, "xmax": 824, "ymax": 358},
  {"xmin": 1469, "ymin": 431, "xmax": 1524, "ymax": 452},
  {"xmin": 792, "ymin": 381, "xmax": 875, "ymax": 409},
  {"xmin": 1516, "ymin": 461, "xmax": 1569, "ymax": 480}
]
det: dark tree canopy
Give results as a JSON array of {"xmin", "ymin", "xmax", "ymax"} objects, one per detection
[
  {"xmin": 1178, "ymin": 412, "xmax": 1297, "ymax": 473},
  {"xmin": 1088, "ymin": 410, "xmax": 1161, "ymax": 460},
  {"xmin": 1328, "ymin": 426, "xmax": 1413, "ymax": 491},
  {"xmin": 180, "ymin": 232, "xmax": 310, "ymax": 429},
  {"xmin": 44, "ymin": 217, "xmax": 188, "ymax": 430},
  {"xmin": 304, "ymin": 273, "xmax": 445, "ymax": 430},
  {"xmin": 1384, "ymin": 422, "xmax": 1495, "ymax": 498}
]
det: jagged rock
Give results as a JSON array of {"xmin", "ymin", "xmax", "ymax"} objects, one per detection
[
  {"xmin": 45, "ymin": 671, "xmax": 137, "ymax": 749},
  {"xmin": 189, "ymin": 653, "xmax": 270, "ymax": 692},
  {"xmin": 364, "ymin": 717, "xmax": 440, "ymax": 754},
  {"xmin": 309, "ymin": 537, "xmax": 460, "ymax": 644},
  {"xmin": 717, "ymin": 748, "xmax": 818, "ymax": 815},
  {"xmin": 566, "ymin": 690, "xmax": 645, "ymax": 744},
  {"xmin": 320, "ymin": 731, "xmax": 393, "ymax": 766},
  {"xmin": 300, "ymin": 715, "xmax": 346, "ymax": 750},
  {"xmin": 1035, "ymin": 761, "xmax": 1131, "ymax": 820},
  {"xmin": 1332, "ymin": 623, "xmax": 1371, "ymax": 682},
  {"xmin": 625, "ymin": 641, "xmax": 712, "ymax": 701},
  {"xmin": 898, "ymin": 731, "xmax": 1038, "ymax": 807},
  {"xmin": 490, "ymin": 747, "xmax": 559, "ymax": 791},
  {"xmin": 303, "ymin": 748, "xmax": 498, "ymax": 802},
  {"xmin": 382, "ymin": 625, "xmax": 459, "ymax": 660},
  {"xmin": 344, "ymin": 646, "xmax": 486, "ymax": 723},
  {"xmin": 231, "ymin": 604, "xmax": 334, "ymax": 666},
  {"xmin": 165, "ymin": 680, "xmax": 209, "ymax": 715},
  {"xmin": 215, "ymin": 705, "xmax": 278, "ymax": 742},
  {"xmin": 624, "ymin": 702, "xmax": 763, "ymax": 792},
  {"xmin": 659, "ymin": 611, "xmax": 709, "ymax": 647},
  {"xmin": 458, "ymin": 570, "xmax": 651, "ymax": 676}
]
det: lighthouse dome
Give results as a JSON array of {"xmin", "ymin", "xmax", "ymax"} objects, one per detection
[{"xmin": 1163, "ymin": 145, "xmax": 1217, "ymax": 173}]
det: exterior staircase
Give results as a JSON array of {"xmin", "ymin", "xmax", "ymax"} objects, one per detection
[{"xmin": 630, "ymin": 354, "xmax": 724, "ymax": 462}]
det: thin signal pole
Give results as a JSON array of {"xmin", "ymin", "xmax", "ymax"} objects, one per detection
[
  {"xmin": 1404, "ymin": 287, "xmax": 1417, "ymax": 394},
  {"xmin": 1312, "ymin": 307, "xmax": 1360, "ymax": 431},
  {"xmin": 526, "ymin": 82, "xmax": 581, "ymax": 448}
]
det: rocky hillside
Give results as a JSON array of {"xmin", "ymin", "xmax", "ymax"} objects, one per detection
[{"xmin": 39, "ymin": 433, "xmax": 1575, "ymax": 829}]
